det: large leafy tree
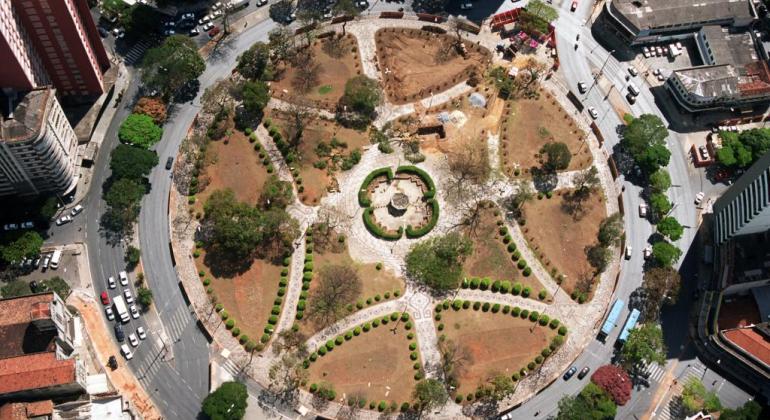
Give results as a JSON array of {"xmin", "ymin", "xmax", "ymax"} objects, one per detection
[
  {"xmin": 412, "ymin": 379, "xmax": 448, "ymax": 412},
  {"xmin": 649, "ymin": 192, "xmax": 672, "ymax": 219},
  {"xmin": 307, "ymin": 264, "xmax": 362, "ymax": 328},
  {"xmin": 337, "ymin": 76, "xmax": 382, "ymax": 129},
  {"xmin": 242, "ymin": 80, "xmax": 270, "ymax": 116},
  {"xmin": 649, "ymin": 169, "xmax": 671, "ymax": 193},
  {"xmin": 555, "ymin": 382, "xmax": 616, "ymax": 420},
  {"xmin": 237, "ymin": 42, "xmax": 271, "ymax": 80},
  {"xmin": 539, "ymin": 142, "xmax": 571, "ymax": 172},
  {"xmin": 597, "ymin": 213, "xmax": 623, "ymax": 247},
  {"xmin": 142, "ymin": 35, "xmax": 205, "ymax": 101},
  {"xmin": 717, "ymin": 129, "xmax": 770, "ymax": 168},
  {"xmin": 0, "ymin": 231, "xmax": 43, "ymax": 264},
  {"xmin": 657, "ymin": 216, "xmax": 684, "ymax": 241},
  {"xmin": 105, "ymin": 178, "xmax": 145, "ymax": 210},
  {"xmin": 620, "ymin": 323, "xmax": 666, "ymax": 373},
  {"xmin": 110, "ymin": 144, "xmax": 159, "ymax": 181},
  {"xmin": 719, "ymin": 400, "xmax": 762, "ymax": 420},
  {"xmin": 405, "ymin": 232, "xmax": 472, "ymax": 291},
  {"xmin": 651, "ymin": 240, "xmax": 682, "ymax": 267},
  {"xmin": 621, "ymin": 114, "xmax": 670, "ymax": 174},
  {"xmin": 681, "ymin": 377, "xmax": 722, "ymax": 415},
  {"xmin": 260, "ymin": 175, "xmax": 294, "ymax": 210},
  {"xmin": 591, "ymin": 365, "xmax": 631, "ymax": 406},
  {"xmin": 118, "ymin": 114, "xmax": 163, "ymax": 149},
  {"xmin": 201, "ymin": 381, "xmax": 248, "ymax": 420},
  {"xmin": 641, "ymin": 267, "xmax": 681, "ymax": 318}
]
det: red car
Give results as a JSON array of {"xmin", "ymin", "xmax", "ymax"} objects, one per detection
[
  {"xmin": 208, "ymin": 27, "xmax": 220, "ymax": 38},
  {"xmin": 100, "ymin": 291, "xmax": 110, "ymax": 305},
  {"xmin": 571, "ymin": 1, "xmax": 578, "ymax": 11}
]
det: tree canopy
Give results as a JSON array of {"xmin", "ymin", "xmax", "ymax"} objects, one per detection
[
  {"xmin": 118, "ymin": 114, "xmax": 163, "ymax": 149},
  {"xmin": 413, "ymin": 379, "xmax": 448, "ymax": 412},
  {"xmin": 649, "ymin": 170, "xmax": 671, "ymax": 193},
  {"xmin": 717, "ymin": 129, "xmax": 770, "ymax": 168},
  {"xmin": 681, "ymin": 377, "xmax": 722, "ymax": 415},
  {"xmin": 620, "ymin": 323, "xmax": 666, "ymax": 372},
  {"xmin": 142, "ymin": 35, "xmax": 205, "ymax": 101},
  {"xmin": 539, "ymin": 142, "xmax": 571, "ymax": 172},
  {"xmin": 105, "ymin": 178, "xmax": 146, "ymax": 210},
  {"xmin": 0, "ymin": 231, "xmax": 43, "ymax": 264},
  {"xmin": 555, "ymin": 382, "xmax": 617, "ymax": 420},
  {"xmin": 260, "ymin": 175, "xmax": 294, "ymax": 210},
  {"xmin": 110, "ymin": 144, "xmax": 159, "ymax": 181},
  {"xmin": 641, "ymin": 267, "xmax": 681, "ymax": 318},
  {"xmin": 242, "ymin": 80, "xmax": 271, "ymax": 116},
  {"xmin": 337, "ymin": 76, "xmax": 382, "ymax": 129},
  {"xmin": 525, "ymin": 0, "xmax": 559, "ymax": 23},
  {"xmin": 651, "ymin": 240, "xmax": 682, "ymax": 267},
  {"xmin": 269, "ymin": 0, "xmax": 294, "ymax": 24},
  {"xmin": 621, "ymin": 114, "xmax": 670, "ymax": 174},
  {"xmin": 591, "ymin": 365, "xmax": 631, "ymax": 406},
  {"xmin": 719, "ymin": 400, "xmax": 762, "ymax": 420},
  {"xmin": 307, "ymin": 264, "xmax": 361, "ymax": 327},
  {"xmin": 597, "ymin": 213, "xmax": 623, "ymax": 247},
  {"xmin": 201, "ymin": 381, "xmax": 248, "ymax": 420},
  {"xmin": 237, "ymin": 42, "xmax": 271, "ymax": 80},
  {"xmin": 405, "ymin": 232, "xmax": 472, "ymax": 291},
  {"xmin": 657, "ymin": 216, "xmax": 684, "ymax": 241},
  {"xmin": 649, "ymin": 192, "xmax": 672, "ymax": 219}
]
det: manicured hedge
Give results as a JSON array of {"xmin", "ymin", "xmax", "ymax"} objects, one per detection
[
  {"xmin": 358, "ymin": 167, "xmax": 394, "ymax": 206},
  {"xmin": 363, "ymin": 208, "xmax": 403, "ymax": 240},
  {"xmin": 405, "ymin": 199, "xmax": 439, "ymax": 238}
]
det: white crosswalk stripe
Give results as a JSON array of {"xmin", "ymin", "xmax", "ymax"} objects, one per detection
[
  {"xmin": 222, "ymin": 358, "xmax": 241, "ymax": 377},
  {"xmin": 124, "ymin": 39, "xmax": 152, "ymax": 65},
  {"xmin": 644, "ymin": 362, "xmax": 666, "ymax": 383},
  {"xmin": 166, "ymin": 306, "xmax": 193, "ymax": 341}
]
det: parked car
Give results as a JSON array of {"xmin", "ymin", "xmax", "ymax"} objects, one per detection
[
  {"xmin": 694, "ymin": 191, "xmax": 705, "ymax": 205},
  {"xmin": 212, "ymin": 9, "xmax": 223, "ymax": 18},
  {"xmin": 119, "ymin": 271, "xmax": 129, "ymax": 286},
  {"xmin": 101, "ymin": 291, "xmax": 110, "ymax": 305},
  {"xmin": 577, "ymin": 81, "xmax": 587, "ymax": 93},
  {"xmin": 21, "ymin": 221, "xmax": 34, "ymax": 229},
  {"xmin": 459, "ymin": 2, "xmax": 473, "ymax": 10},
  {"xmin": 587, "ymin": 106, "xmax": 598, "ymax": 119},
  {"xmin": 357, "ymin": 1, "xmax": 369, "ymax": 9},
  {"xmin": 625, "ymin": 246, "xmax": 632, "ymax": 260},
  {"xmin": 56, "ymin": 215, "xmax": 72, "ymax": 226},
  {"xmin": 42, "ymin": 255, "xmax": 50, "ymax": 270},
  {"xmin": 563, "ymin": 366, "xmax": 578, "ymax": 380},
  {"xmin": 98, "ymin": 27, "xmax": 109, "ymax": 38},
  {"xmin": 166, "ymin": 157, "xmax": 174, "ymax": 170},
  {"xmin": 105, "ymin": 307, "xmax": 115, "ymax": 321},
  {"xmin": 163, "ymin": 29, "xmax": 176, "ymax": 36},
  {"xmin": 571, "ymin": 1, "xmax": 578, "ymax": 11},
  {"xmin": 643, "ymin": 246, "xmax": 652, "ymax": 260},
  {"xmin": 577, "ymin": 366, "xmax": 591, "ymax": 379},
  {"xmin": 124, "ymin": 289, "xmax": 134, "ymax": 304},
  {"xmin": 71, "ymin": 204, "xmax": 84, "ymax": 216},
  {"xmin": 638, "ymin": 203, "xmax": 648, "ymax": 218},
  {"xmin": 189, "ymin": 28, "xmax": 200, "ymax": 36},
  {"xmin": 208, "ymin": 27, "xmax": 221, "ymax": 37},
  {"xmin": 628, "ymin": 66, "xmax": 638, "ymax": 77},
  {"xmin": 130, "ymin": 305, "xmax": 140, "ymax": 319},
  {"xmin": 129, "ymin": 333, "xmax": 139, "ymax": 347},
  {"xmin": 115, "ymin": 324, "xmax": 125, "ymax": 342},
  {"xmin": 108, "ymin": 276, "xmax": 116, "ymax": 289},
  {"xmin": 121, "ymin": 343, "xmax": 133, "ymax": 360},
  {"xmin": 256, "ymin": 0, "xmax": 268, "ymax": 6},
  {"xmin": 137, "ymin": 326, "xmax": 147, "ymax": 340},
  {"xmin": 202, "ymin": 22, "xmax": 214, "ymax": 31},
  {"xmin": 198, "ymin": 15, "xmax": 211, "ymax": 25},
  {"xmin": 626, "ymin": 92, "xmax": 636, "ymax": 104},
  {"xmin": 627, "ymin": 83, "xmax": 640, "ymax": 96}
]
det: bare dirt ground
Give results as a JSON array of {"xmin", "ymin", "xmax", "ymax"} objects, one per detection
[
  {"xmin": 375, "ymin": 28, "xmax": 491, "ymax": 104},
  {"xmin": 499, "ymin": 90, "xmax": 592, "ymax": 176},
  {"xmin": 194, "ymin": 130, "xmax": 268, "ymax": 212},
  {"xmin": 522, "ymin": 190, "xmax": 606, "ymax": 297},
  {"xmin": 266, "ymin": 110, "xmax": 369, "ymax": 205},
  {"xmin": 272, "ymin": 34, "xmax": 362, "ymax": 110},
  {"xmin": 306, "ymin": 322, "xmax": 418, "ymax": 405},
  {"xmin": 438, "ymin": 309, "xmax": 555, "ymax": 397}
]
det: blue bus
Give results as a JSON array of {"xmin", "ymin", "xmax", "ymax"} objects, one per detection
[
  {"xmin": 617, "ymin": 308, "xmax": 641, "ymax": 344},
  {"xmin": 598, "ymin": 299, "xmax": 624, "ymax": 340}
]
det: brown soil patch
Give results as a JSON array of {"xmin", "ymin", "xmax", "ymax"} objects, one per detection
[
  {"xmin": 195, "ymin": 130, "xmax": 268, "ymax": 212},
  {"xmin": 307, "ymin": 322, "xmax": 418, "ymax": 405},
  {"xmin": 499, "ymin": 91, "xmax": 592, "ymax": 176},
  {"xmin": 195, "ymin": 250, "xmax": 284, "ymax": 343},
  {"xmin": 298, "ymin": 244, "xmax": 404, "ymax": 337},
  {"xmin": 522, "ymin": 190, "xmax": 607, "ymax": 296},
  {"xmin": 464, "ymin": 206, "xmax": 543, "ymax": 292},
  {"xmin": 272, "ymin": 34, "xmax": 362, "ymax": 111},
  {"xmin": 439, "ymin": 310, "xmax": 556, "ymax": 397},
  {"xmin": 375, "ymin": 28, "xmax": 491, "ymax": 104},
  {"xmin": 265, "ymin": 110, "xmax": 369, "ymax": 205}
]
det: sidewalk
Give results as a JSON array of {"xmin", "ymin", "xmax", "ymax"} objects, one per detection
[{"xmin": 71, "ymin": 293, "xmax": 162, "ymax": 420}]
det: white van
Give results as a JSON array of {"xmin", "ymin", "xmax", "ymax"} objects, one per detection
[
  {"xmin": 49, "ymin": 249, "xmax": 62, "ymax": 269},
  {"xmin": 628, "ymin": 83, "xmax": 640, "ymax": 96}
]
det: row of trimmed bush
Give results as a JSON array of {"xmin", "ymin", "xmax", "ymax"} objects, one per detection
[
  {"xmin": 434, "ymin": 299, "xmax": 567, "ymax": 334},
  {"xmin": 460, "ymin": 277, "xmax": 547, "ymax": 301},
  {"xmin": 348, "ymin": 288, "xmax": 402, "ymax": 311},
  {"xmin": 497, "ymin": 224, "xmax": 536, "ymax": 279},
  {"xmin": 358, "ymin": 167, "xmax": 394, "ymax": 207},
  {"xmin": 405, "ymin": 199, "xmax": 439, "ymax": 238},
  {"xmin": 395, "ymin": 165, "xmax": 436, "ymax": 198},
  {"xmin": 295, "ymin": 230, "xmax": 314, "ymax": 321},
  {"xmin": 363, "ymin": 207, "xmax": 403, "ymax": 240}
]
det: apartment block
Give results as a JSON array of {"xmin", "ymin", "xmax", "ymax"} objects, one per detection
[
  {"xmin": 714, "ymin": 151, "xmax": 770, "ymax": 245},
  {"xmin": 0, "ymin": 87, "xmax": 79, "ymax": 197}
]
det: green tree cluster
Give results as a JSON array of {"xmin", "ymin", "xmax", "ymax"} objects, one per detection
[
  {"xmin": 142, "ymin": 35, "xmax": 205, "ymax": 102},
  {"xmin": 0, "ymin": 231, "xmax": 43, "ymax": 265},
  {"xmin": 110, "ymin": 144, "xmax": 159, "ymax": 179},
  {"xmin": 586, "ymin": 213, "xmax": 622, "ymax": 274},
  {"xmin": 259, "ymin": 175, "xmax": 294, "ymax": 210},
  {"xmin": 681, "ymin": 377, "xmax": 722, "ymax": 415},
  {"xmin": 555, "ymin": 382, "xmax": 616, "ymax": 420},
  {"xmin": 236, "ymin": 42, "xmax": 271, "ymax": 80},
  {"xmin": 242, "ymin": 80, "xmax": 271, "ymax": 117},
  {"xmin": 405, "ymin": 232, "xmax": 472, "ymax": 291},
  {"xmin": 412, "ymin": 379, "xmax": 448, "ymax": 412},
  {"xmin": 651, "ymin": 240, "xmax": 682, "ymax": 267},
  {"xmin": 118, "ymin": 114, "xmax": 163, "ymax": 149},
  {"xmin": 539, "ymin": 142, "xmax": 571, "ymax": 172},
  {"xmin": 657, "ymin": 217, "xmax": 684, "ymax": 241},
  {"xmin": 201, "ymin": 381, "xmax": 248, "ymax": 420},
  {"xmin": 716, "ymin": 128, "xmax": 770, "ymax": 168},
  {"xmin": 621, "ymin": 114, "xmax": 671, "ymax": 174},
  {"xmin": 337, "ymin": 76, "xmax": 382, "ymax": 130},
  {"xmin": 620, "ymin": 323, "xmax": 666, "ymax": 375}
]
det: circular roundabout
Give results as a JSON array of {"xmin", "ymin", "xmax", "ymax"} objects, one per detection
[{"xmin": 358, "ymin": 166, "xmax": 439, "ymax": 240}]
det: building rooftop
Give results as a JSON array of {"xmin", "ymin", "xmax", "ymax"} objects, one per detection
[
  {"xmin": 611, "ymin": 0, "xmax": 754, "ymax": 32},
  {"xmin": 0, "ymin": 352, "xmax": 76, "ymax": 396},
  {"xmin": 0, "ymin": 88, "xmax": 53, "ymax": 144},
  {"xmin": 0, "ymin": 293, "xmax": 58, "ymax": 360},
  {"xmin": 723, "ymin": 327, "xmax": 770, "ymax": 366},
  {"xmin": 0, "ymin": 400, "xmax": 54, "ymax": 420},
  {"xmin": 673, "ymin": 61, "xmax": 770, "ymax": 99},
  {"xmin": 0, "ymin": 293, "xmax": 54, "ymax": 328},
  {"xmin": 700, "ymin": 25, "xmax": 757, "ymax": 66}
]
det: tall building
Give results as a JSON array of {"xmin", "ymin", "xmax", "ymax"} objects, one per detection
[
  {"xmin": 0, "ymin": 0, "xmax": 110, "ymax": 99},
  {"xmin": 713, "ymin": 151, "xmax": 770, "ymax": 245},
  {"xmin": 0, "ymin": 87, "xmax": 79, "ymax": 197}
]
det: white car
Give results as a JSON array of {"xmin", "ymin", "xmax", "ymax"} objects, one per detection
[
  {"xmin": 105, "ymin": 307, "xmax": 115, "ymax": 321},
  {"xmin": 121, "ymin": 344, "xmax": 133, "ymax": 360},
  {"xmin": 694, "ymin": 191, "xmax": 705, "ymax": 205},
  {"xmin": 459, "ymin": 2, "xmax": 473, "ymax": 10},
  {"xmin": 587, "ymin": 106, "xmax": 598, "ymax": 119},
  {"xmin": 625, "ymin": 246, "xmax": 632, "ymax": 260},
  {"xmin": 119, "ymin": 271, "xmax": 129, "ymax": 286},
  {"xmin": 198, "ymin": 15, "xmax": 211, "ymax": 25},
  {"xmin": 163, "ymin": 29, "xmax": 175, "ymax": 36},
  {"xmin": 577, "ymin": 81, "xmax": 587, "ymax": 93},
  {"xmin": 256, "ymin": 0, "xmax": 268, "ymax": 6},
  {"xmin": 130, "ymin": 304, "xmax": 140, "ymax": 319},
  {"xmin": 212, "ymin": 9, "xmax": 223, "ymax": 18},
  {"xmin": 71, "ymin": 204, "xmax": 83, "ymax": 216},
  {"xmin": 3, "ymin": 223, "xmax": 18, "ymax": 231},
  {"xmin": 129, "ymin": 333, "xmax": 139, "ymax": 347},
  {"xmin": 638, "ymin": 203, "xmax": 648, "ymax": 218},
  {"xmin": 137, "ymin": 326, "xmax": 147, "ymax": 340},
  {"xmin": 56, "ymin": 215, "xmax": 72, "ymax": 226},
  {"xmin": 213, "ymin": 1, "xmax": 223, "ymax": 9},
  {"xmin": 202, "ymin": 22, "xmax": 214, "ymax": 31},
  {"xmin": 628, "ymin": 66, "xmax": 638, "ymax": 77},
  {"xmin": 124, "ymin": 289, "xmax": 134, "ymax": 304},
  {"xmin": 108, "ymin": 276, "xmax": 116, "ymax": 289},
  {"xmin": 643, "ymin": 246, "xmax": 652, "ymax": 260}
]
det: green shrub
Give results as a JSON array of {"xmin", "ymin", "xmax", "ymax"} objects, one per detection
[
  {"xmin": 435, "ymin": 304, "xmax": 443, "ymax": 313},
  {"xmin": 507, "ymin": 243, "xmax": 517, "ymax": 252},
  {"xmin": 529, "ymin": 311, "xmax": 539, "ymax": 322},
  {"xmin": 268, "ymin": 315, "xmax": 278, "ymax": 324},
  {"xmin": 473, "ymin": 301, "xmax": 481, "ymax": 310},
  {"xmin": 325, "ymin": 341, "xmax": 335, "ymax": 351},
  {"xmin": 491, "ymin": 280, "xmax": 501, "ymax": 292},
  {"xmin": 363, "ymin": 323, "xmax": 371, "ymax": 332},
  {"xmin": 522, "ymin": 287, "xmax": 531, "ymax": 298},
  {"xmin": 452, "ymin": 300, "xmax": 462, "ymax": 311},
  {"xmin": 404, "ymin": 321, "xmax": 413, "ymax": 330},
  {"xmin": 260, "ymin": 333, "xmax": 270, "ymax": 343},
  {"xmin": 517, "ymin": 260, "xmax": 527, "ymax": 269},
  {"xmin": 362, "ymin": 208, "xmax": 403, "ymax": 240},
  {"xmin": 409, "ymin": 342, "xmax": 417, "ymax": 351},
  {"xmin": 482, "ymin": 302, "xmax": 491, "ymax": 312},
  {"xmin": 523, "ymin": 267, "xmax": 532, "ymax": 276},
  {"xmin": 535, "ymin": 355, "xmax": 544, "ymax": 364},
  {"xmin": 502, "ymin": 305, "xmax": 511, "ymax": 314},
  {"xmin": 410, "ymin": 352, "xmax": 418, "ymax": 361},
  {"xmin": 405, "ymin": 199, "xmax": 439, "ymax": 238},
  {"xmin": 538, "ymin": 289, "xmax": 547, "ymax": 300},
  {"xmin": 462, "ymin": 300, "xmax": 471, "ymax": 309},
  {"xmin": 491, "ymin": 303, "xmax": 501, "ymax": 313},
  {"xmin": 500, "ymin": 280, "xmax": 512, "ymax": 293},
  {"xmin": 549, "ymin": 319, "xmax": 560, "ymax": 329},
  {"xmin": 512, "ymin": 283, "xmax": 522, "ymax": 295},
  {"xmin": 480, "ymin": 277, "xmax": 491, "ymax": 290},
  {"xmin": 336, "ymin": 336, "xmax": 344, "ymax": 345},
  {"xmin": 373, "ymin": 319, "xmax": 380, "ymax": 327},
  {"xmin": 541, "ymin": 348, "xmax": 552, "ymax": 357},
  {"xmin": 539, "ymin": 315, "xmax": 550, "ymax": 325},
  {"xmin": 358, "ymin": 167, "xmax": 394, "ymax": 206},
  {"xmin": 470, "ymin": 277, "xmax": 480, "ymax": 289},
  {"xmin": 521, "ymin": 309, "xmax": 529, "ymax": 318},
  {"xmin": 558, "ymin": 326, "xmax": 568, "ymax": 336},
  {"xmin": 528, "ymin": 362, "xmax": 536, "ymax": 370}
]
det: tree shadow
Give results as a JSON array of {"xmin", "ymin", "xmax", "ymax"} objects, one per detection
[
  {"xmin": 201, "ymin": 247, "xmax": 254, "ymax": 278},
  {"xmin": 531, "ymin": 168, "xmax": 558, "ymax": 192}
]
